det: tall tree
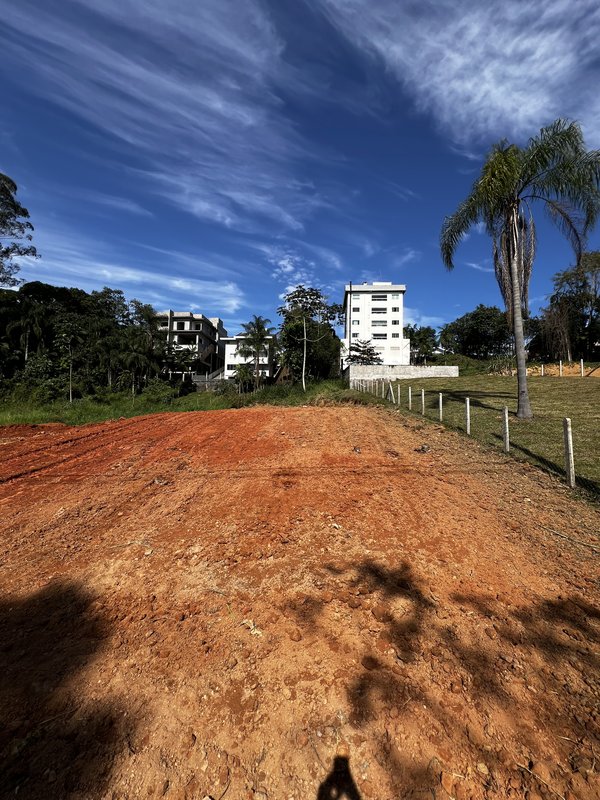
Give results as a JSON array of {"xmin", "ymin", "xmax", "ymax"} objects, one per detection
[
  {"xmin": 277, "ymin": 286, "xmax": 342, "ymax": 391},
  {"xmin": 236, "ymin": 315, "xmax": 275, "ymax": 389},
  {"xmin": 440, "ymin": 120, "xmax": 600, "ymax": 418},
  {"xmin": 0, "ymin": 172, "xmax": 38, "ymax": 287}
]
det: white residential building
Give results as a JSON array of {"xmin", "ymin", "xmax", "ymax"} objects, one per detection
[
  {"xmin": 156, "ymin": 310, "xmax": 227, "ymax": 375},
  {"xmin": 222, "ymin": 335, "xmax": 276, "ymax": 380},
  {"xmin": 342, "ymin": 281, "xmax": 411, "ymax": 365}
]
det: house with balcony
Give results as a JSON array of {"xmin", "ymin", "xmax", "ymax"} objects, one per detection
[
  {"xmin": 222, "ymin": 334, "xmax": 276, "ymax": 381},
  {"xmin": 156, "ymin": 310, "xmax": 227, "ymax": 378}
]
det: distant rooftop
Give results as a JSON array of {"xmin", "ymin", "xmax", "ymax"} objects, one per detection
[{"xmin": 343, "ymin": 281, "xmax": 406, "ymax": 293}]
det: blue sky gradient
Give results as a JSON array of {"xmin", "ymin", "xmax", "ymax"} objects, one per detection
[{"xmin": 2, "ymin": 0, "xmax": 600, "ymax": 334}]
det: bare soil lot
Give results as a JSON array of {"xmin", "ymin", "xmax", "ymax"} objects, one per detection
[{"xmin": 1, "ymin": 405, "xmax": 599, "ymax": 800}]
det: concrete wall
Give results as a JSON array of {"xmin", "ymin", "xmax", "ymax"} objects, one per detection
[{"xmin": 344, "ymin": 364, "xmax": 459, "ymax": 381}]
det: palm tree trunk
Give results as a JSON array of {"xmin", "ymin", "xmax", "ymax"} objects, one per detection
[
  {"xmin": 24, "ymin": 330, "xmax": 29, "ymax": 363},
  {"xmin": 510, "ymin": 210, "xmax": 533, "ymax": 419}
]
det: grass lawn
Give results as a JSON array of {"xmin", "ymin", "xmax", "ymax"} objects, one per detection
[{"xmin": 388, "ymin": 375, "xmax": 600, "ymax": 495}]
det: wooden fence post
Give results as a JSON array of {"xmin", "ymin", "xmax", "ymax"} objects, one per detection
[
  {"xmin": 465, "ymin": 397, "xmax": 471, "ymax": 435},
  {"xmin": 421, "ymin": 388, "xmax": 425, "ymax": 415},
  {"xmin": 563, "ymin": 417, "xmax": 575, "ymax": 489},
  {"xmin": 502, "ymin": 406, "xmax": 510, "ymax": 453},
  {"xmin": 559, "ymin": 360, "xmax": 563, "ymax": 377},
  {"xmin": 389, "ymin": 382, "xmax": 395, "ymax": 403},
  {"xmin": 580, "ymin": 358, "xmax": 584, "ymax": 377},
  {"xmin": 408, "ymin": 386, "xmax": 412, "ymax": 411},
  {"xmin": 541, "ymin": 363, "xmax": 544, "ymax": 377},
  {"xmin": 439, "ymin": 393, "xmax": 443, "ymax": 422}
]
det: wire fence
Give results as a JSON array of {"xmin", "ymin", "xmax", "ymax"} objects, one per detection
[{"xmin": 350, "ymin": 378, "xmax": 582, "ymax": 491}]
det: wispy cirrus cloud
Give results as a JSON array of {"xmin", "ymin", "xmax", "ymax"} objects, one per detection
[
  {"xmin": 20, "ymin": 225, "xmax": 245, "ymax": 317},
  {"xmin": 2, "ymin": 0, "xmax": 326, "ymax": 233},
  {"xmin": 465, "ymin": 261, "xmax": 494, "ymax": 274},
  {"xmin": 315, "ymin": 0, "xmax": 600, "ymax": 145}
]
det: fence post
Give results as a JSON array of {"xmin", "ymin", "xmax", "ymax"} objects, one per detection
[
  {"xmin": 439, "ymin": 393, "xmax": 443, "ymax": 422},
  {"xmin": 563, "ymin": 417, "xmax": 575, "ymax": 489},
  {"xmin": 541, "ymin": 363, "xmax": 544, "ymax": 377},
  {"xmin": 465, "ymin": 397, "xmax": 471, "ymax": 435},
  {"xmin": 421, "ymin": 388, "xmax": 425, "ymax": 415},
  {"xmin": 580, "ymin": 358, "xmax": 584, "ymax": 377},
  {"xmin": 396, "ymin": 384, "xmax": 400, "ymax": 405},
  {"xmin": 389, "ymin": 382, "xmax": 395, "ymax": 403},
  {"xmin": 408, "ymin": 386, "xmax": 412, "ymax": 411},
  {"xmin": 559, "ymin": 360, "xmax": 563, "ymax": 377},
  {"xmin": 502, "ymin": 406, "xmax": 510, "ymax": 452}
]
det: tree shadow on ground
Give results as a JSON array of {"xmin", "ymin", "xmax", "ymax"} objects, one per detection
[
  {"xmin": 302, "ymin": 556, "xmax": 600, "ymax": 797},
  {"xmin": 491, "ymin": 433, "xmax": 600, "ymax": 497},
  {"xmin": 0, "ymin": 580, "xmax": 133, "ymax": 799},
  {"xmin": 437, "ymin": 389, "xmax": 513, "ymax": 413}
]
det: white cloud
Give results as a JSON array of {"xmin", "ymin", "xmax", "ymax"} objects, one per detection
[
  {"xmin": 19, "ymin": 225, "xmax": 246, "ymax": 316},
  {"xmin": 2, "ymin": 1, "xmax": 324, "ymax": 233},
  {"xmin": 315, "ymin": 0, "xmax": 600, "ymax": 145},
  {"xmin": 392, "ymin": 248, "xmax": 421, "ymax": 268},
  {"xmin": 465, "ymin": 261, "xmax": 494, "ymax": 274},
  {"xmin": 404, "ymin": 306, "xmax": 447, "ymax": 329}
]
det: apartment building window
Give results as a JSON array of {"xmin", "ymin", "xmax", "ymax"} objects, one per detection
[
  {"xmin": 392, "ymin": 333, "xmax": 400, "ymax": 338},
  {"xmin": 372, "ymin": 320, "xmax": 387, "ymax": 327},
  {"xmin": 176, "ymin": 321, "xmax": 185, "ymax": 330},
  {"xmin": 391, "ymin": 293, "xmax": 400, "ymax": 298},
  {"xmin": 352, "ymin": 293, "xmax": 360, "ymax": 299},
  {"xmin": 392, "ymin": 320, "xmax": 400, "ymax": 325},
  {"xmin": 391, "ymin": 306, "xmax": 399, "ymax": 312},
  {"xmin": 352, "ymin": 307, "xmax": 360, "ymax": 312},
  {"xmin": 372, "ymin": 294, "xmax": 387, "ymax": 301},
  {"xmin": 372, "ymin": 307, "xmax": 386, "ymax": 314},
  {"xmin": 195, "ymin": 323, "xmax": 202, "ymax": 330},
  {"xmin": 352, "ymin": 332, "xmax": 359, "ymax": 338},
  {"xmin": 352, "ymin": 320, "xmax": 360, "ymax": 326},
  {"xmin": 372, "ymin": 333, "xmax": 387, "ymax": 339}
]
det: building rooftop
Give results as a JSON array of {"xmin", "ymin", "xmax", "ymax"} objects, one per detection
[{"xmin": 344, "ymin": 282, "xmax": 406, "ymax": 293}]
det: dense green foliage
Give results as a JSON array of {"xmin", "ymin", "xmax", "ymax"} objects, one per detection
[
  {"xmin": 403, "ymin": 323, "xmax": 438, "ymax": 362},
  {"xmin": 277, "ymin": 286, "xmax": 342, "ymax": 384},
  {"xmin": 0, "ymin": 281, "xmax": 181, "ymax": 402},
  {"xmin": 439, "ymin": 305, "xmax": 512, "ymax": 359},
  {"xmin": 532, "ymin": 253, "xmax": 600, "ymax": 361},
  {"xmin": 0, "ymin": 172, "xmax": 38, "ymax": 287},
  {"xmin": 440, "ymin": 119, "xmax": 600, "ymax": 418}
]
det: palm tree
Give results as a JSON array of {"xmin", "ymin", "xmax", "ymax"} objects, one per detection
[
  {"xmin": 441, "ymin": 120, "xmax": 600, "ymax": 418},
  {"xmin": 236, "ymin": 315, "xmax": 275, "ymax": 389}
]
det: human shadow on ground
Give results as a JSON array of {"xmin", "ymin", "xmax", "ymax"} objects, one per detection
[
  {"xmin": 491, "ymin": 432, "xmax": 600, "ymax": 497},
  {"xmin": 317, "ymin": 756, "xmax": 362, "ymax": 799},
  {"xmin": 0, "ymin": 580, "xmax": 133, "ymax": 799}
]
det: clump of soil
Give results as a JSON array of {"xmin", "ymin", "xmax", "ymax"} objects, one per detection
[{"xmin": 0, "ymin": 406, "xmax": 598, "ymax": 799}]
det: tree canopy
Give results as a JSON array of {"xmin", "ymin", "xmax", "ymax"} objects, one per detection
[
  {"xmin": 277, "ymin": 286, "xmax": 342, "ymax": 389},
  {"xmin": 345, "ymin": 339, "xmax": 383, "ymax": 365},
  {"xmin": 440, "ymin": 119, "xmax": 600, "ymax": 418},
  {"xmin": 0, "ymin": 172, "xmax": 38, "ymax": 287},
  {"xmin": 439, "ymin": 305, "xmax": 512, "ymax": 359}
]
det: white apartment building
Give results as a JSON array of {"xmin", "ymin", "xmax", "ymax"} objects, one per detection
[
  {"xmin": 156, "ymin": 310, "xmax": 227, "ymax": 375},
  {"xmin": 222, "ymin": 335, "xmax": 276, "ymax": 381},
  {"xmin": 342, "ymin": 281, "xmax": 411, "ymax": 365}
]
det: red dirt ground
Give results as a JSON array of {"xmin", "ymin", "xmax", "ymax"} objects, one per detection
[{"xmin": 0, "ymin": 405, "xmax": 599, "ymax": 800}]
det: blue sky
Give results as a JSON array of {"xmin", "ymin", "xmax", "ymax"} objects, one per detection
[{"xmin": 2, "ymin": 0, "xmax": 600, "ymax": 334}]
